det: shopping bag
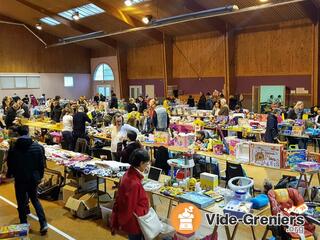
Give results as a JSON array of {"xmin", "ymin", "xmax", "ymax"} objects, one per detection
[{"xmin": 134, "ymin": 208, "xmax": 163, "ymax": 240}]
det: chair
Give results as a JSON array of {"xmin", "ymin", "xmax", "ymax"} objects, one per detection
[
  {"xmin": 224, "ymin": 162, "xmax": 245, "ymax": 187},
  {"xmin": 74, "ymin": 138, "xmax": 88, "ymax": 154},
  {"xmin": 263, "ymin": 188, "xmax": 316, "ymax": 240},
  {"xmin": 222, "ymin": 162, "xmax": 261, "ymax": 196},
  {"xmin": 153, "ymin": 146, "xmax": 170, "ymax": 175}
]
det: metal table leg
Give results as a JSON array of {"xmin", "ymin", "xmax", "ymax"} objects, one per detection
[
  {"xmin": 250, "ymin": 225, "xmax": 257, "ymax": 240},
  {"xmin": 230, "ymin": 223, "xmax": 239, "ymax": 240}
]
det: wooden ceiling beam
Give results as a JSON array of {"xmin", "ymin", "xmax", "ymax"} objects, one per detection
[
  {"xmin": 0, "ymin": 13, "xmax": 56, "ymax": 45},
  {"xmin": 184, "ymin": 0, "xmax": 226, "ymax": 34},
  {"xmin": 15, "ymin": 0, "xmax": 118, "ymax": 48},
  {"xmin": 90, "ymin": 0, "xmax": 164, "ymax": 42},
  {"xmin": 300, "ymin": 1, "xmax": 318, "ymax": 24}
]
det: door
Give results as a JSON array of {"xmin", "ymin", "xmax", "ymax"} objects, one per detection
[
  {"xmin": 97, "ymin": 85, "xmax": 111, "ymax": 98},
  {"xmin": 145, "ymin": 85, "xmax": 155, "ymax": 98},
  {"xmin": 129, "ymin": 85, "xmax": 142, "ymax": 98}
]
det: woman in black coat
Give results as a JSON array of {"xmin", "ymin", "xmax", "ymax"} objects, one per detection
[
  {"xmin": 187, "ymin": 95, "xmax": 195, "ymax": 107},
  {"xmin": 197, "ymin": 92, "xmax": 206, "ymax": 110},
  {"xmin": 264, "ymin": 109, "xmax": 280, "ymax": 143}
]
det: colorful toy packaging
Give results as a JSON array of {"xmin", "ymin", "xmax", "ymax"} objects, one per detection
[
  {"xmin": 200, "ymin": 173, "xmax": 219, "ymax": 190},
  {"xmin": 154, "ymin": 131, "xmax": 170, "ymax": 145},
  {"xmin": 0, "ymin": 224, "xmax": 29, "ymax": 239},
  {"xmin": 226, "ymin": 138, "xmax": 241, "ymax": 156},
  {"xmin": 173, "ymin": 133, "xmax": 195, "ymax": 148},
  {"xmin": 284, "ymin": 149, "xmax": 307, "ymax": 169}
]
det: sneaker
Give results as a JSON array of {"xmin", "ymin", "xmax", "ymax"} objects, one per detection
[{"xmin": 40, "ymin": 223, "xmax": 48, "ymax": 235}]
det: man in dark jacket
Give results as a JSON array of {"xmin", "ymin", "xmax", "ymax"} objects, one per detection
[
  {"xmin": 72, "ymin": 106, "xmax": 91, "ymax": 148},
  {"xmin": 119, "ymin": 130, "xmax": 141, "ymax": 164},
  {"xmin": 205, "ymin": 93, "xmax": 214, "ymax": 110},
  {"xmin": 50, "ymin": 100, "xmax": 62, "ymax": 122},
  {"xmin": 22, "ymin": 95, "xmax": 29, "ymax": 105},
  {"xmin": 264, "ymin": 109, "xmax": 280, "ymax": 143},
  {"xmin": 6, "ymin": 126, "xmax": 48, "ymax": 235},
  {"xmin": 93, "ymin": 93, "xmax": 100, "ymax": 104},
  {"xmin": 187, "ymin": 95, "xmax": 195, "ymax": 107},
  {"xmin": 110, "ymin": 93, "xmax": 118, "ymax": 109},
  {"xmin": 5, "ymin": 102, "xmax": 19, "ymax": 128},
  {"xmin": 138, "ymin": 96, "xmax": 147, "ymax": 113}
]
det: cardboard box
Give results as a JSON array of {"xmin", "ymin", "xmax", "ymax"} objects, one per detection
[
  {"xmin": 223, "ymin": 200, "xmax": 252, "ymax": 219},
  {"xmin": 200, "ymin": 173, "xmax": 218, "ymax": 190},
  {"xmin": 236, "ymin": 142, "xmax": 250, "ymax": 163},
  {"xmin": 65, "ymin": 193, "xmax": 98, "ymax": 219},
  {"xmin": 77, "ymin": 175, "xmax": 103, "ymax": 192},
  {"xmin": 284, "ymin": 149, "xmax": 307, "ymax": 169},
  {"xmin": 250, "ymin": 142, "xmax": 283, "ymax": 169},
  {"xmin": 62, "ymin": 184, "xmax": 77, "ymax": 204},
  {"xmin": 154, "ymin": 131, "xmax": 170, "ymax": 145},
  {"xmin": 0, "ymin": 224, "xmax": 29, "ymax": 239}
]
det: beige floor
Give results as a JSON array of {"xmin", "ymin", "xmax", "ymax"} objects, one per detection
[{"xmin": 0, "ymin": 161, "xmax": 318, "ymax": 240}]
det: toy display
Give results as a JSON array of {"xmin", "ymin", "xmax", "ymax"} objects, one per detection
[
  {"xmin": 296, "ymin": 161, "xmax": 320, "ymax": 172},
  {"xmin": 179, "ymin": 192, "xmax": 215, "ymax": 208},
  {"xmin": 250, "ymin": 142, "xmax": 283, "ymax": 169},
  {"xmin": 159, "ymin": 186, "xmax": 184, "ymax": 197},
  {"xmin": 284, "ymin": 149, "xmax": 307, "ymax": 169},
  {"xmin": 154, "ymin": 131, "xmax": 170, "ymax": 145},
  {"xmin": 223, "ymin": 200, "xmax": 253, "ymax": 219}
]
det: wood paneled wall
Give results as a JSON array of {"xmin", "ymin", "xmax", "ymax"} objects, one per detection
[
  {"xmin": 235, "ymin": 19, "xmax": 313, "ymax": 76},
  {"xmin": 127, "ymin": 43, "xmax": 164, "ymax": 79},
  {"xmin": 0, "ymin": 24, "xmax": 90, "ymax": 73},
  {"xmin": 173, "ymin": 31, "xmax": 225, "ymax": 78},
  {"xmin": 90, "ymin": 47, "xmax": 116, "ymax": 58},
  {"xmin": 124, "ymin": 18, "xmax": 314, "ymax": 104}
]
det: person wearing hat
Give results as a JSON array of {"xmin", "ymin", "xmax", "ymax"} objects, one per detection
[{"xmin": 264, "ymin": 108, "xmax": 281, "ymax": 143}]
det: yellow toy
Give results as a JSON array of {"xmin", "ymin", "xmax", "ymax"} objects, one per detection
[{"xmin": 188, "ymin": 178, "xmax": 197, "ymax": 191}]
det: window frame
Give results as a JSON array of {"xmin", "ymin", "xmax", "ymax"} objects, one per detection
[
  {"xmin": 64, "ymin": 76, "xmax": 74, "ymax": 87},
  {"xmin": 93, "ymin": 63, "xmax": 114, "ymax": 81}
]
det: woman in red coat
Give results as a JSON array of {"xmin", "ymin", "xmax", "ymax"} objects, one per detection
[{"xmin": 111, "ymin": 149, "xmax": 150, "ymax": 240}]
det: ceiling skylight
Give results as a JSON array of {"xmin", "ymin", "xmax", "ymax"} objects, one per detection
[
  {"xmin": 40, "ymin": 17, "xmax": 60, "ymax": 26},
  {"xmin": 124, "ymin": 0, "xmax": 145, "ymax": 6},
  {"xmin": 58, "ymin": 3, "xmax": 105, "ymax": 20}
]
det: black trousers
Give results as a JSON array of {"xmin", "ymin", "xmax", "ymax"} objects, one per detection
[
  {"xmin": 15, "ymin": 182, "xmax": 46, "ymax": 227},
  {"xmin": 72, "ymin": 131, "xmax": 86, "ymax": 151},
  {"xmin": 62, "ymin": 131, "xmax": 73, "ymax": 151}
]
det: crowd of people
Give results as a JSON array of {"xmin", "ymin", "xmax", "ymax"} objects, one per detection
[
  {"xmin": 186, "ymin": 90, "xmax": 244, "ymax": 116},
  {"xmin": 2, "ymin": 91, "xmax": 319, "ymax": 240}
]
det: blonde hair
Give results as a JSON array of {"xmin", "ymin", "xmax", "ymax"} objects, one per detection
[
  {"xmin": 294, "ymin": 101, "xmax": 304, "ymax": 110},
  {"xmin": 220, "ymin": 98, "xmax": 227, "ymax": 106}
]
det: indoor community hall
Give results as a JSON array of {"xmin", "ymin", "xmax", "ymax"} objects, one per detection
[{"xmin": 0, "ymin": 0, "xmax": 320, "ymax": 240}]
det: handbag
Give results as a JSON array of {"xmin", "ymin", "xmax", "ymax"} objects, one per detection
[{"xmin": 134, "ymin": 208, "xmax": 163, "ymax": 240}]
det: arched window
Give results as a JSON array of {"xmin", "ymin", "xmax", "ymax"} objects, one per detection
[{"xmin": 93, "ymin": 64, "xmax": 114, "ymax": 81}]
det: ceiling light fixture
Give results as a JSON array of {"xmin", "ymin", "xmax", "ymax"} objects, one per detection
[
  {"xmin": 72, "ymin": 11, "xmax": 80, "ymax": 21},
  {"xmin": 142, "ymin": 15, "xmax": 153, "ymax": 24},
  {"xmin": 150, "ymin": 5, "xmax": 239, "ymax": 26},
  {"xmin": 259, "ymin": 0, "xmax": 268, "ymax": 2},
  {"xmin": 124, "ymin": 0, "xmax": 133, "ymax": 6},
  {"xmin": 35, "ymin": 23, "xmax": 42, "ymax": 30}
]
